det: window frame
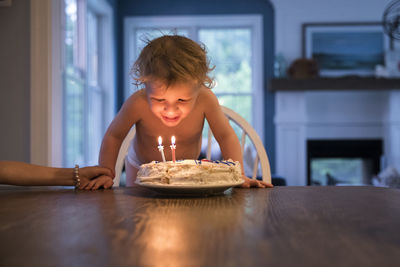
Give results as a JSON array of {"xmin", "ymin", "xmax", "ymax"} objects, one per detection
[
  {"xmin": 124, "ymin": 15, "xmax": 264, "ymax": 141},
  {"xmin": 30, "ymin": 0, "xmax": 115, "ymax": 167}
]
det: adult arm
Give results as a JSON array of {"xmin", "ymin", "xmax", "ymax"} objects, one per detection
[{"xmin": 0, "ymin": 161, "xmax": 113, "ymax": 187}]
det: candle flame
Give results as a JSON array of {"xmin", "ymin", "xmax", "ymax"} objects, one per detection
[
  {"xmin": 171, "ymin": 136, "xmax": 176, "ymax": 145},
  {"xmin": 158, "ymin": 136, "xmax": 162, "ymax": 145}
]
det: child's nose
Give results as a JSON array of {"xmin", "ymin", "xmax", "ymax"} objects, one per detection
[{"xmin": 163, "ymin": 102, "xmax": 178, "ymax": 112}]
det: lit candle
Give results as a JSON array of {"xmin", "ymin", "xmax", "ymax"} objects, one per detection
[
  {"xmin": 170, "ymin": 135, "xmax": 176, "ymax": 163},
  {"xmin": 158, "ymin": 136, "xmax": 166, "ymax": 162}
]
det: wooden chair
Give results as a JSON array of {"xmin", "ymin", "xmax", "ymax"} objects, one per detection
[{"xmin": 113, "ymin": 106, "xmax": 271, "ymax": 187}]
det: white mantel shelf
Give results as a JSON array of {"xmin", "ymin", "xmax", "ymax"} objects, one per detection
[
  {"xmin": 270, "ymin": 77, "xmax": 400, "ymax": 91},
  {"xmin": 274, "ymin": 85, "xmax": 400, "ymax": 186}
]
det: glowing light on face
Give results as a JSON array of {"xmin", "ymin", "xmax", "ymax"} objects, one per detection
[{"xmin": 145, "ymin": 80, "xmax": 200, "ymax": 127}]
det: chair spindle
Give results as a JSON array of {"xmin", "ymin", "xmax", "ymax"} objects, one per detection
[
  {"xmin": 240, "ymin": 131, "xmax": 246, "ymax": 153},
  {"xmin": 206, "ymin": 128, "xmax": 213, "ymax": 160},
  {"xmin": 252, "ymin": 155, "xmax": 259, "ymax": 179}
]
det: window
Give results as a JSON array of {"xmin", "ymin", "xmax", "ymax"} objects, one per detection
[
  {"xmin": 124, "ymin": 15, "xmax": 264, "ymax": 141},
  {"xmin": 63, "ymin": 0, "xmax": 115, "ymax": 167}
]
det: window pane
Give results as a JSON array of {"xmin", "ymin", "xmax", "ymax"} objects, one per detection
[
  {"xmin": 217, "ymin": 94, "xmax": 252, "ymax": 125},
  {"xmin": 87, "ymin": 86, "xmax": 103, "ymax": 165},
  {"xmin": 202, "ymin": 95, "xmax": 252, "ymax": 140},
  {"xmin": 86, "ymin": 11, "xmax": 102, "ymax": 166},
  {"xmin": 87, "ymin": 11, "xmax": 98, "ymax": 87},
  {"xmin": 199, "ymin": 28, "xmax": 253, "ymax": 130},
  {"xmin": 64, "ymin": 0, "xmax": 85, "ymax": 167},
  {"xmin": 65, "ymin": 0, "xmax": 77, "ymax": 67},
  {"xmin": 63, "ymin": 1, "xmax": 114, "ymax": 167},
  {"xmin": 64, "ymin": 73, "xmax": 85, "ymax": 167},
  {"xmin": 199, "ymin": 28, "xmax": 252, "ymax": 94}
]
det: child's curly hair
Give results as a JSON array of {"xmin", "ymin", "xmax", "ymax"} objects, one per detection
[{"xmin": 131, "ymin": 35, "xmax": 215, "ymax": 89}]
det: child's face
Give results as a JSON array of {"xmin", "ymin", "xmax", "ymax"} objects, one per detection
[{"xmin": 145, "ymin": 80, "xmax": 200, "ymax": 127}]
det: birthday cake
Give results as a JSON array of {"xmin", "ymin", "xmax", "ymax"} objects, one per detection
[{"xmin": 137, "ymin": 159, "xmax": 243, "ymax": 185}]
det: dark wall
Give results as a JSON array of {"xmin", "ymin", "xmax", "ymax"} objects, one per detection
[
  {"xmin": 116, "ymin": 0, "xmax": 276, "ymax": 172},
  {"xmin": 106, "ymin": 0, "xmax": 118, "ymax": 111},
  {"xmin": 0, "ymin": 1, "xmax": 31, "ymax": 162}
]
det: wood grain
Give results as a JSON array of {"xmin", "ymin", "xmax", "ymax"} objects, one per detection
[{"xmin": 1, "ymin": 186, "xmax": 400, "ymax": 267}]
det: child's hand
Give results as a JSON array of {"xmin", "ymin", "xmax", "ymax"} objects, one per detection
[
  {"xmin": 240, "ymin": 175, "xmax": 273, "ymax": 188},
  {"xmin": 77, "ymin": 166, "xmax": 114, "ymax": 190},
  {"xmin": 75, "ymin": 166, "xmax": 113, "ymax": 189},
  {"xmin": 80, "ymin": 175, "xmax": 114, "ymax": 190}
]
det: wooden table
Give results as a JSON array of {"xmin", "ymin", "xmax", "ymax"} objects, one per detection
[{"xmin": 1, "ymin": 185, "xmax": 400, "ymax": 267}]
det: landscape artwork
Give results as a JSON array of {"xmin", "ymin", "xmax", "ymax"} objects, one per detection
[{"xmin": 303, "ymin": 23, "xmax": 387, "ymax": 76}]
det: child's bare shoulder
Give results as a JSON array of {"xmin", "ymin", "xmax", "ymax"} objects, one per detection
[
  {"xmin": 123, "ymin": 89, "xmax": 148, "ymax": 110},
  {"xmin": 197, "ymin": 87, "xmax": 219, "ymax": 106}
]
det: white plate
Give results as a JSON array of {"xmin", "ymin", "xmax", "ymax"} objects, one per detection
[{"xmin": 136, "ymin": 180, "xmax": 244, "ymax": 196}]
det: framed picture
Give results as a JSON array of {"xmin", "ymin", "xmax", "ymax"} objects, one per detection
[{"xmin": 302, "ymin": 22, "xmax": 390, "ymax": 77}]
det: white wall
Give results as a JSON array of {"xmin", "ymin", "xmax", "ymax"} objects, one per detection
[
  {"xmin": 270, "ymin": 0, "xmax": 400, "ymax": 185},
  {"xmin": 270, "ymin": 0, "xmax": 394, "ymax": 64}
]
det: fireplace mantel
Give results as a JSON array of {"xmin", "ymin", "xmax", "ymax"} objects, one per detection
[
  {"xmin": 274, "ymin": 88, "xmax": 400, "ymax": 186},
  {"xmin": 269, "ymin": 77, "xmax": 400, "ymax": 91}
]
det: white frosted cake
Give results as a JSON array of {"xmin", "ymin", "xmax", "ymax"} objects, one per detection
[{"xmin": 137, "ymin": 159, "xmax": 243, "ymax": 185}]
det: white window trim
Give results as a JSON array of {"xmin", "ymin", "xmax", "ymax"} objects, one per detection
[
  {"xmin": 30, "ymin": 0, "xmax": 63, "ymax": 166},
  {"xmin": 30, "ymin": 0, "xmax": 115, "ymax": 167},
  {"xmin": 85, "ymin": 0, "xmax": 116, "ymax": 165},
  {"xmin": 87, "ymin": 0, "xmax": 116, "ymax": 128},
  {"xmin": 124, "ymin": 15, "xmax": 264, "ymax": 141}
]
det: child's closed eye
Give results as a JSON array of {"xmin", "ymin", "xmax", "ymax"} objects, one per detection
[
  {"xmin": 178, "ymin": 98, "xmax": 190, "ymax": 103},
  {"xmin": 151, "ymin": 98, "xmax": 165, "ymax": 102}
]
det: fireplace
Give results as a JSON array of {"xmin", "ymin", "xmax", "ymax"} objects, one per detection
[
  {"xmin": 307, "ymin": 139, "xmax": 383, "ymax": 186},
  {"xmin": 274, "ymin": 90, "xmax": 400, "ymax": 185}
]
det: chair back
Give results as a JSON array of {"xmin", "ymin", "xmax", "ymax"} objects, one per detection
[
  {"xmin": 113, "ymin": 106, "xmax": 271, "ymax": 186},
  {"xmin": 113, "ymin": 127, "xmax": 136, "ymax": 187}
]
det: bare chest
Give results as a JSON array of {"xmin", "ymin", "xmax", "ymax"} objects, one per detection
[{"xmin": 134, "ymin": 110, "xmax": 206, "ymax": 163}]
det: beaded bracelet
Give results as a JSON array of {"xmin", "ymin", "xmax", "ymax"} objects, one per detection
[{"xmin": 74, "ymin": 164, "xmax": 81, "ymax": 189}]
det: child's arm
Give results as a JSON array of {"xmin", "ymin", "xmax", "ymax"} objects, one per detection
[
  {"xmin": 79, "ymin": 175, "xmax": 114, "ymax": 190},
  {"xmin": 98, "ymin": 93, "xmax": 142, "ymax": 177},
  {"xmin": 203, "ymin": 91, "xmax": 272, "ymax": 188}
]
